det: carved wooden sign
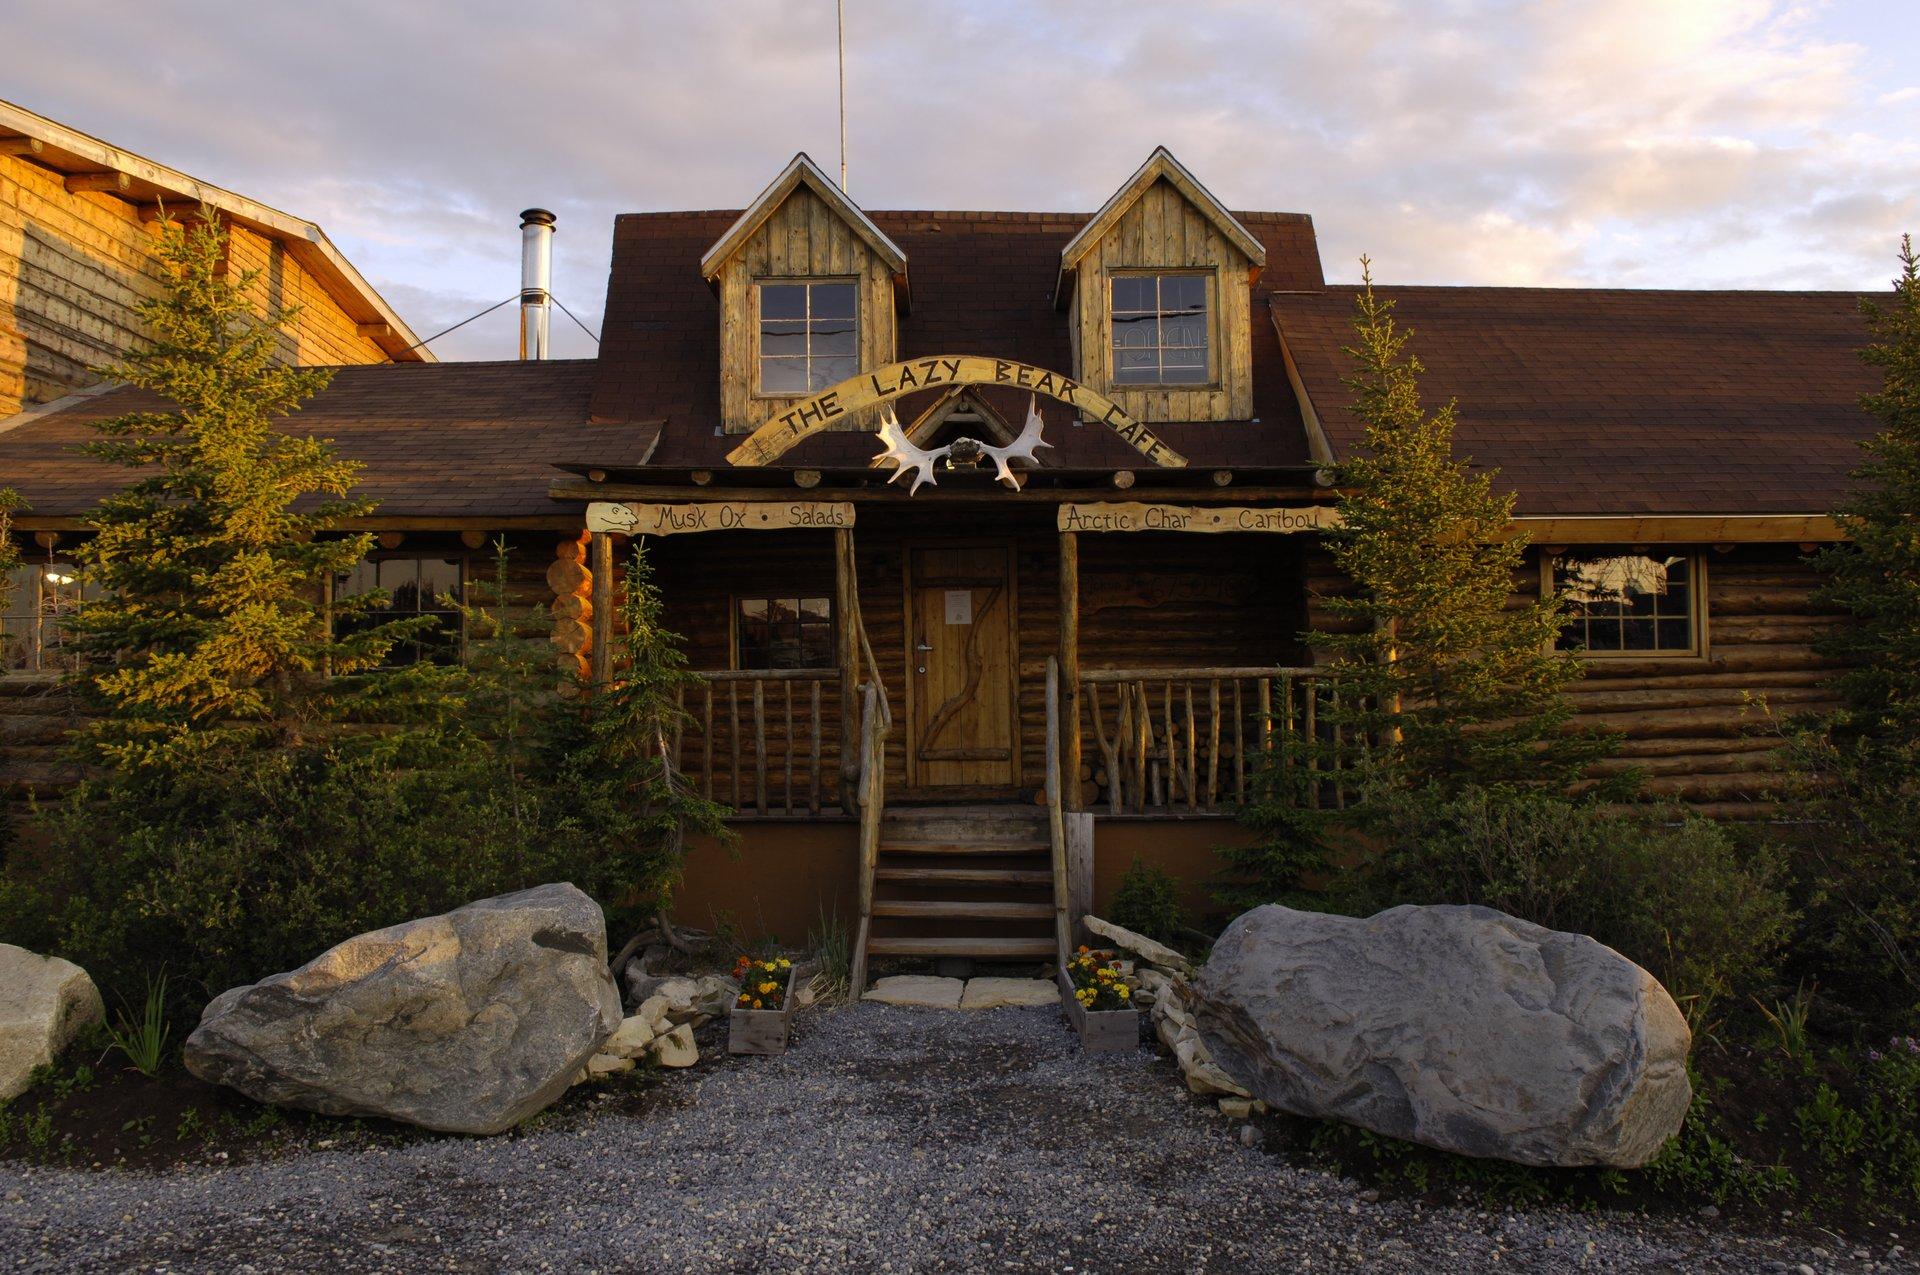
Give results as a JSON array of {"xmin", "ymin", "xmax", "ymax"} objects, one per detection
[
  {"xmin": 587, "ymin": 501, "xmax": 854, "ymax": 536},
  {"xmin": 725, "ymin": 355, "xmax": 1188, "ymax": 469},
  {"xmin": 1057, "ymin": 503, "xmax": 1341, "ymax": 533}
]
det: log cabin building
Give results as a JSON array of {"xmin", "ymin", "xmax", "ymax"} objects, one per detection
[{"xmin": 0, "ymin": 145, "xmax": 1881, "ymax": 978}]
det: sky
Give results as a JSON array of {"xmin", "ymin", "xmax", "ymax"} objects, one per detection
[{"xmin": 8, "ymin": 0, "xmax": 1917, "ymax": 361}]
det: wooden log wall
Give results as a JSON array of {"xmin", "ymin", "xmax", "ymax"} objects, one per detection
[
  {"xmin": 0, "ymin": 152, "xmax": 389, "ymax": 415},
  {"xmin": 1, "ymin": 532, "xmax": 555, "ymax": 826},
  {"xmin": 1302, "ymin": 540, "xmax": 1842, "ymax": 818}
]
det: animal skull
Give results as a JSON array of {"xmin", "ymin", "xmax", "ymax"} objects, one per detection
[{"xmin": 873, "ymin": 395, "xmax": 1053, "ymax": 494}]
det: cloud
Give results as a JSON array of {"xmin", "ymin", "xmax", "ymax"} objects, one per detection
[{"xmin": 6, "ymin": 0, "xmax": 1915, "ymax": 358}]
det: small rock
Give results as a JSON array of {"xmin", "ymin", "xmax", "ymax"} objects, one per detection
[
  {"xmin": 1177, "ymin": 1037, "xmax": 1253, "ymax": 1099},
  {"xmin": 1237, "ymin": 1124, "xmax": 1262, "ymax": 1149},
  {"xmin": 584, "ymin": 1053, "xmax": 634, "ymax": 1077},
  {"xmin": 959, "ymin": 978, "xmax": 1057, "ymax": 1010},
  {"xmin": 1359, "ymin": 1189, "xmax": 1380, "ymax": 1203},
  {"xmin": 861, "ymin": 976, "xmax": 965, "ymax": 1010},
  {"xmin": 637, "ymin": 994, "xmax": 673, "ymax": 1030},
  {"xmin": 1083, "ymin": 916, "xmax": 1194, "ymax": 977},
  {"xmin": 651, "ymin": 1022, "xmax": 698, "ymax": 1068},
  {"xmin": 1698, "ymin": 1204, "xmax": 1720, "ymax": 1220},
  {"xmin": 600, "ymin": 1015, "xmax": 657, "ymax": 1059},
  {"xmin": 1218, "ymin": 1097, "xmax": 1254, "ymax": 1119}
]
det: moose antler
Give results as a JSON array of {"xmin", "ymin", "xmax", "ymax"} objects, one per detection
[
  {"xmin": 871, "ymin": 396, "xmax": 1052, "ymax": 494},
  {"xmin": 875, "ymin": 406, "xmax": 949, "ymax": 495},
  {"xmin": 981, "ymin": 395, "xmax": 1053, "ymax": 489}
]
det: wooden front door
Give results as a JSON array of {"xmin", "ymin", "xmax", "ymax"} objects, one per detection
[{"xmin": 905, "ymin": 542, "xmax": 1019, "ymax": 795}]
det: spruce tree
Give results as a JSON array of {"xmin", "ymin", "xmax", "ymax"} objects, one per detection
[
  {"xmin": 0, "ymin": 488, "xmax": 22, "ymax": 630},
  {"xmin": 1313, "ymin": 261, "xmax": 1603, "ymax": 791},
  {"xmin": 548, "ymin": 543, "xmax": 732, "ymax": 944},
  {"xmin": 1798, "ymin": 235, "xmax": 1920, "ymax": 1007},
  {"xmin": 63, "ymin": 208, "xmax": 415, "ymax": 768}
]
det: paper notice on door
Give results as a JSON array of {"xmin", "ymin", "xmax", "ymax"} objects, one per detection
[{"xmin": 943, "ymin": 590, "xmax": 973, "ymax": 625}]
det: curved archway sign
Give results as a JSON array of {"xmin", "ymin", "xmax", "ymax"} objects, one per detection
[{"xmin": 724, "ymin": 355, "xmax": 1188, "ymax": 469}]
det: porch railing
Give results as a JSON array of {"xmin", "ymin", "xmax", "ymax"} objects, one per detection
[
  {"xmin": 675, "ymin": 669, "xmax": 839, "ymax": 816},
  {"xmin": 1078, "ymin": 666, "xmax": 1364, "ymax": 814}
]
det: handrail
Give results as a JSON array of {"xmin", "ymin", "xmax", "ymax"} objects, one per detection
[
  {"xmin": 678, "ymin": 669, "xmax": 836, "ymax": 815},
  {"xmin": 1044, "ymin": 656, "xmax": 1071, "ymax": 971},
  {"xmin": 845, "ymin": 529, "xmax": 892, "ymax": 995}
]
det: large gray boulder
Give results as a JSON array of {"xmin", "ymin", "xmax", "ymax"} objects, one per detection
[
  {"xmin": 1192, "ymin": 903, "xmax": 1691, "ymax": 1168},
  {"xmin": 0, "ymin": 945, "xmax": 105, "ymax": 1100},
  {"xmin": 184, "ymin": 884, "xmax": 621, "ymax": 1135}
]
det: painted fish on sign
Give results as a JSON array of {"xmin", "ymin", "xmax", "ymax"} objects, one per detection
[{"xmin": 586, "ymin": 501, "xmax": 855, "ymax": 536}]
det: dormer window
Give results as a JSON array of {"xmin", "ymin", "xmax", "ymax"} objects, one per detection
[
  {"xmin": 757, "ymin": 280, "xmax": 858, "ymax": 395},
  {"xmin": 1111, "ymin": 273, "xmax": 1210, "ymax": 385}
]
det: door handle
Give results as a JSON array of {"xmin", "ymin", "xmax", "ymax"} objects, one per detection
[{"xmin": 915, "ymin": 642, "xmax": 934, "ymax": 652}]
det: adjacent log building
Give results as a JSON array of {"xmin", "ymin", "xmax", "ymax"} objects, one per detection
[{"xmin": 0, "ymin": 144, "xmax": 1879, "ymax": 977}]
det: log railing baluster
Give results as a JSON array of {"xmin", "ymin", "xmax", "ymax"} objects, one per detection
[
  {"xmin": 1206, "ymin": 679, "xmax": 1221, "ymax": 810},
  {"xmin": 1183, "ymin": 681, "xmax": 1198, "ymax": 813},
  {"xmin": 809, "ymin": 680, "xmax": 823, "ymax": 815},
  {"xmin": 1232, "ymin": 679, "xmax": 1246, "ymax": 805},
  {"xmin": 729, "ymin": 680, "xmax": 742, "ymax": 809},
  {"xmin": 702, "ymin": 682, "xmax": 715, "ymax": 800},
  {"xmin": 782, "ymin": 679, "xmax": 794, "ymax": 815},
  {"xmin": 1304, "ymin": 681, "xmax": 1319, "ymax": 809}
]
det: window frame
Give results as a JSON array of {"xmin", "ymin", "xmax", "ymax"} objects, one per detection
[
  {"xmin": 1540, "ymin": 547, "xmax": 1708, "ymax": 662},
  {"xmin": 728, "ymin": 591, "xmax": 837, "ymax": 672},
  {"xmin": 328, "ymin": 551, "xmax": 470, "ymax": 667},
  {"xmin": 752, "ymin": 277, "xmax": 861, "ymax": 400},
  {"xmin": 1105, "ymin": 268, "xmax": 1219, "ymax": 390}
]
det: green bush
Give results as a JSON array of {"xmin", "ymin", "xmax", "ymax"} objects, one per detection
[
  {"xmin": 1107, "ymin": 857, "xmax": 1188, "ymax": 947},
  {"xmin": 1344, "ymin": 785, "xmax": 1795, "ymax": 1020}
]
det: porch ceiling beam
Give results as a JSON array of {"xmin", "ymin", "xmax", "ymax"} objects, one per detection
[{"xmin": 549, "ymin": 481, "xmax": 1328, "ymax": 506}]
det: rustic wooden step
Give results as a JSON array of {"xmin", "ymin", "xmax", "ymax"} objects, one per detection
[
  {"xmin": 879, "ymin": 839, "xmax": 1051, "ymax": 856},
  {"xmin": 874, "ymin": 867, "xmax": 1053, "ymax": 885},
  {"xmin": 871, "ymin": 900, "xmax": 1054, "ymax": 920},
  {"xmin": 865, "ymin": 936, "xmax": 1057, "ymax": 958}
]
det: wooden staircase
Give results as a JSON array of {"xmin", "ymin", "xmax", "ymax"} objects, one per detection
[{"xmin": 862, "ymin": 806, "xmax": 1058, "ymax": 962}]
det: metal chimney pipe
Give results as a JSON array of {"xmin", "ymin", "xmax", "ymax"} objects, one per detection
[{"xmin": 519, "ymin": 208, "xmax": 555, "ymax": 361}]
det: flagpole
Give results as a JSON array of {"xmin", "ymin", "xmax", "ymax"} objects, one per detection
[{"xmin": 837, "ymin": 0, "xmax": 847, "ymax": 190}]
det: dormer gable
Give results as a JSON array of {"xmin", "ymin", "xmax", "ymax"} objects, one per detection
[
  {"xmin": 703, "ymin": 154, "xmax": 907, "ymax": 433},
  {"xmin": 1058, "ymin": 147, "xmax": 1264, "ymax": 423}
]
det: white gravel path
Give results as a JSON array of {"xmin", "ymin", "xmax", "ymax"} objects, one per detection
[{"xmin": 0, "ymin": 1003, "xmax": 1910, "ymax": 1273}]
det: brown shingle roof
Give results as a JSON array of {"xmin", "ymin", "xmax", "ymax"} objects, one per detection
[
  {"xmin": 590, "ymin": 208, "xmax": 1326, "ymax": 470},
  {"xmin": 1270, "ymin": 287, "xmax": 1881, "ymax": 516},
  {"xmin": 0, "ymin": 360, "xmax": 647, "ymax": 520}
]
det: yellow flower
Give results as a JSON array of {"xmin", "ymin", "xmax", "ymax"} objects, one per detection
[
  {"xmin": 759, "ymin": 981, "xmax": 778, "ymax": 994},
  {"xmin": 737, "ymin": 993, "xmax": 752, "ymax": 1004},
  {"xmin": 777, "ymin": 958, "xmax": 791, "ymax": 969},
  {"xmin": 1117, "ymin": 985, "xmax": 1131, "ymax": 999},
  {"xmin": 752, "ymin": 998, "xmax": 764, "ymax": 1009}
]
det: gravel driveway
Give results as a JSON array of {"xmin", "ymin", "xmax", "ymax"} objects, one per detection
[{"xmin": 1, "ymin": 1002, "xmax": 1909, "ymax": 1273}]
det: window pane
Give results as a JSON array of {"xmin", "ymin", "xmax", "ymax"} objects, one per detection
[
  {"xmin": 419, "ymin": 559, "xmax": 462, "ymax": 608},
  {"xmin": 1586, "ymin": 618, "xmax": 1622, "ymax": 650},
  {"xmin": 810, "ymin": 357, "xmax": 856, "ymax": 389},
  {"xmin": 760, "ymin": 284, "xmax": 806, "ymax": 320},
  {"xmin": 798, "ymin": 597, "xmax": 830, "ymax": 622},
  {"xmin": 760, "ymin": 358, "xmax": 808, "ymax": 393},
  {"xmin": 1164, "ymin": 275, "xmax": 1207, "ymax": 312},
  {"xmin": 811, "ymin": 320, "xmax": 857, "ymax": 356},
  {"xmin": 809, "ymin": 282, "xmax": 856, "ymax": 318},
  {"xmin": 1623, "ymin": 618, "xmax": 1654, "ymax": 649},
  {"xmin": 1657, "ymin": 618, "xmax": 1691, "ymax": 650},
  {"xmin": 1160, "ymin": 361, "xmax": 1209, "ymax": 384},
  {"xmin": 1111, "ymin": 276, "xmax": 1155, "ymax": 313},
  {"xmin": 760, "ymin": 321, "xmax": 807, "ymax": 357}
]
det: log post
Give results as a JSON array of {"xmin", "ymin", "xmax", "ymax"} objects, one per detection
[
  {"xmin": 546, "ymin": 533, "xmax": 593, "ymax": 690},
  {"xmin": 589, "ymin": 531, "xmax": 614, "ymax": 685},
  {"xmin": 836, "ymin": 527, "xmax": 859, "ymax": 812},
  {"xmin": 1058, "ymin": 531, "xmax": 1082, "ymax": 812}
]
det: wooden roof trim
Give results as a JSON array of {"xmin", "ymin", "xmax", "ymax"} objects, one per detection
[
  {"xmin": 698, "ymin": 152, "xmax": 908, "ymax": 281},
  {"xmin": 1269, "ymin": 306, "xmax": 1338, "ymax": 470},
  {"xmin": 0, "ymin": 97, "xmax": 432, "ymax": 363},
  {"xmin": 1511, "ymin": 514, "xmax": 1844, "ymax": 544},
  {"xmin": 1058, "ymin": 146, "xmax": 1268, "ymax": 281}
]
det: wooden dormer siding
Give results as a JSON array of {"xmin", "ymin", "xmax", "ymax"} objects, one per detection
[
  {"xmin": 1060, "ymin": 149, "xmax": 1265, "ymax": 425},
  {"xmin": 704, "ymin": 156, "xmax": 905, "ymax": 435}
]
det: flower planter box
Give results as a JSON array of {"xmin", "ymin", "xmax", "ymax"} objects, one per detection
[
  {"xmin": 728, "ymin": 965, "xmax": 800, "ymax": 1056},
  {"xmin": 1058, "ymin": 968, "xmax": 1140, "ymax": 1054}
]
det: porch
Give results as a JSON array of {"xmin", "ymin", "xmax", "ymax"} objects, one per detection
[{"xmin": 552, "ymin": 489, "xmax": 1358, "ymax": 989}]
